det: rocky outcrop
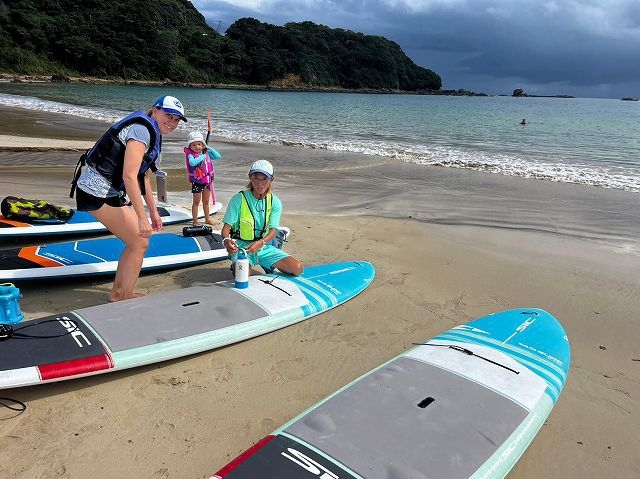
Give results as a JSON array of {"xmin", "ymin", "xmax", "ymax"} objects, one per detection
[{"xmin": 512, "ymin": 87, "xmax": 574, "ymax": 99}]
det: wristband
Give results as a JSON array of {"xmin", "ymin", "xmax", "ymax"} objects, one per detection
[
  {"xmin": 222, "ymin": 237, "xmax": 232, "ymax": 244},
  {"xmin": 261, "ymin": 239, "xmax": 266, "ymax": 246}
]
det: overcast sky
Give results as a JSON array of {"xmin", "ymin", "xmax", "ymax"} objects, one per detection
[{"xmin": 190, "ymin": 0, "xmax": 640, "ymax": 99}]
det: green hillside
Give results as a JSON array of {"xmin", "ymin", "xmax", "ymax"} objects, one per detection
[{"xmin": 0, "ymin": 0, "xmax": 441, "ymax": 91}]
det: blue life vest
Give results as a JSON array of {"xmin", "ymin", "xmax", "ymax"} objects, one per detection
[{"xmin": 80, "ymin": 111, "xmax": 162, "ymax": 195}]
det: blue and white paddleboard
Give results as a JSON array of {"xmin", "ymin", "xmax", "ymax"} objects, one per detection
[
  {"xmin": 0, "ymin": 226, "xmax": 290, "ymax": 281},
  {"xmin": 212, "ymin": 308, "xmax": 570, "ymax": 479},
  {"xmin": 0, "ymin": 261, "xmax": 375, "ymax": 389},
  {"xmin": 0, "ymin": 230, "xmax": 228, "ymax": 281},
  {"xmin": 0, "ymin": 202, "xmax": 222, "ymax": 238}
]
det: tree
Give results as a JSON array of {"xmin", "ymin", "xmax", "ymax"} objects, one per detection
[{"xmin": 0, "ymin": 1, "xmax": 442, "ymax": 91}]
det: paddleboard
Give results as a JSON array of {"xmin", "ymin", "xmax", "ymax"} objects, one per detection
[
  {"xmin": 212, "ymin": 308, "xmax": 570, "ymax": 479},
  {"xmin": 0, "ymin": 231, "xmax": 227, "ymax": 281},
  {"xmin": 0, "ymin": 226, "xmax": 290, "ymax": 281},
  {"xmin": 0, "ymin": 201, "xmax": 222, "ymax": 238},
  {"xmin": 0, "ymin": 261, "xmax": 375, "ymax": 389}
]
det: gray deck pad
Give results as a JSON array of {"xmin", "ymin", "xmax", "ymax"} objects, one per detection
[
  {"xmin": 77, "ymin": 283, "xmax": 273, "ymax": 352},
  {"xmin": 284, "ymin": 356, "xmax": 528, "ymax": 479}
]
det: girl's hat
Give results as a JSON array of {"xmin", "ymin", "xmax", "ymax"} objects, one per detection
[
  {"xmin": 249, "ymin": 159, "xmax": 274, "ymax": 179},
  {"xmin": 186, "ymin": 131, "xmax": 207, "ymax": 148}
]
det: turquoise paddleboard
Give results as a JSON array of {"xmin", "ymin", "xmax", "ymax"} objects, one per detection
[
  {"xmin": 0, "ymin": 261, "xmax": 375, "ymax": 389},
  {"xmin": 212, "ymin": 308, "xmax": 570, "ymax": 479}
]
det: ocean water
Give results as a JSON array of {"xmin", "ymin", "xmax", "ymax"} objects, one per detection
[{"xmin": 0, "ymin": 82, "xmax": 639, "ymax": 192}]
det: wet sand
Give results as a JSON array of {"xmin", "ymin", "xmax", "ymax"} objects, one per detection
[{"xmin": 0, "ymin": 107, "xmax": 639, "ymax": 478}]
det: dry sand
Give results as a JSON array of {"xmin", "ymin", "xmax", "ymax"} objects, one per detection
[{"xmin": 0, "ymin": 113, "xmax": 639, "ymax": 478}]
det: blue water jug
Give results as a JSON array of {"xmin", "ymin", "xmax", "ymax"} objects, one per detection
[{"xmin": 0, "ymin": 283, "xmax": 24, "ymax": 324}]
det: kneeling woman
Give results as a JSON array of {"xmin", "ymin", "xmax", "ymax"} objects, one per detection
[{"xmin": 221, "ymin": 160, "xmax": 303, "ymax": 277}]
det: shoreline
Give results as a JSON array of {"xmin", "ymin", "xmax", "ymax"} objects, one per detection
[
  {"xmin": 0, "ymin": 135, "xmax": 95, "ymax": 151},
  {"xmin": 1, "ymin": 104, "xmax": 639, "ymax": 261},
  {"xmin": 0, "ymin": 72, "xmax": 488, "ymax": 97},
  {"xmin": 0, "ymin": 107, "xmax": 639, "ymax": 478}
]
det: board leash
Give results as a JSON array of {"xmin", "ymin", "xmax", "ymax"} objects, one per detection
[
  {"xmin": 0, "ymin": 397, "xmax": 26, "ymax": 417},
  {"xmin": 413, "ymin": 342, "xmax": 520, "ymax": 375},
  {"xmin": 0, "ymin": 318, "xmax": 79, "ymax": 341},
  {"xmin": 258, "ymin": 275, "xmax": 292, "ymax": 296}
]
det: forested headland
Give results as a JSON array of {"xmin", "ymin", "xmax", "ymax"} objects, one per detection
[{"xmin": 0, "ymin": 0, "xmax": 443, "ymax": 92}]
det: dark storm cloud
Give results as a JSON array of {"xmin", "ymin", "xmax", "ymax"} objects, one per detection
[{"xmin": 191, "ymin": 1, "xmax": 640, "ymax": 98}]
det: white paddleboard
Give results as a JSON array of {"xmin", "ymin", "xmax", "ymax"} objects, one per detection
[{"xmin": 0, "ymin": 202, "xmax": 222, "ymax": 238}]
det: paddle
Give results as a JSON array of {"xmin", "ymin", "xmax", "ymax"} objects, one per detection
[
  {"xmin": 203, "ymin": 108, "xmax": 221, "ymax": 207},
  {"xmin": 205, "ymin": 108, "xmax": 212, "ymax": 145}
]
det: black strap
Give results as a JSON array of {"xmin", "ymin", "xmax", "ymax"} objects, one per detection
[
  {"xmin": 69, "ymin": 149, "xmax": 89, "ymax": 198},
  {"xmin": 0, "ymin": 319, "xmax": 79, "ymax": 341},
  {"xmin": 413, "ymin": 342, "xmax": 520, "ymax": 375},
  {"xmin": 0, "ymin": 397, "xmax": 26, "ymax": 416}
]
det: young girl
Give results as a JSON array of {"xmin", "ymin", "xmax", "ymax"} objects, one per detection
[{"xmin": 184, "ymin": 131, "xmax": 221, "ymax": 225}]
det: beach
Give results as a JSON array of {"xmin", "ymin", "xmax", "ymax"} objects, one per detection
[{"xmin": 0, "ymin": 107, "xmax": 639, "ymax": 478}]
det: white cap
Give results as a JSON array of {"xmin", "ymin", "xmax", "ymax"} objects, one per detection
[
  {"xmin": 186, "ymin": 131, "xmax": 207, "ymax": 148},
  {"xmin": 153, "ymin": 95, "xmax": 187, "ymax": 121},
  {"xmin": 249, "ymin": 159, "xmax": 274, "ymax": 179}
]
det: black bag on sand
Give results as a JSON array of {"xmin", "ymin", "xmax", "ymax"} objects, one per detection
[
  {"xmin": 182, "ymin": 225, "xmax": 212, "ymax": 237},
  {"xmin": 1, "ymin": 196, "xmax": 75, "ymax": 223}
]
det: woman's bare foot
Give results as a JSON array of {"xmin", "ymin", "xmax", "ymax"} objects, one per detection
[{"xmin": 108, "ymin": 292, "xmax": 145, "ymax": 303}]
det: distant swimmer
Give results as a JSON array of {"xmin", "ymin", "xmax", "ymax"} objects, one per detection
[{"xmin": 520, "ymin": 118, "xmax": 527, "ymax": 125}]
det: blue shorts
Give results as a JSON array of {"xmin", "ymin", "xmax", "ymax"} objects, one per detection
[{"xmin": 231, "ymin": 244, "xmax": 289, "ymax": 270}]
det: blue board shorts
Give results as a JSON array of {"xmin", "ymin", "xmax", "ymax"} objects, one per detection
[{"xmin": 231, "ymin": 244, "xmax": 289, "ymax": 270}]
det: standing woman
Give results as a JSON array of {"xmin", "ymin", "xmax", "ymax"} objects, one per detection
[
  {"xmin": 221, "ymin": 159, "xmax": 303, "ymax": 277},
  {"xmin": 71, "ymin": 96, "xmax": 187, "ymax": 302}
]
